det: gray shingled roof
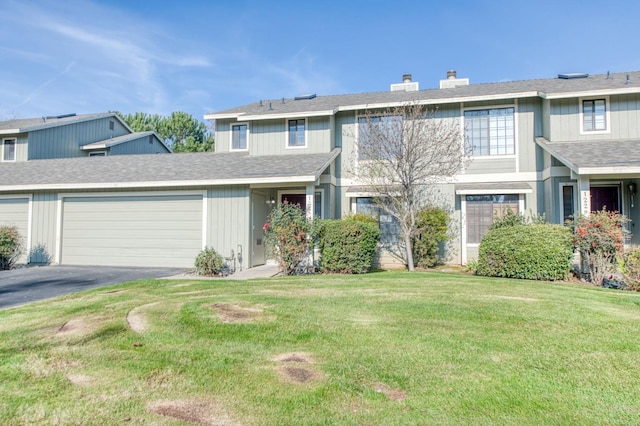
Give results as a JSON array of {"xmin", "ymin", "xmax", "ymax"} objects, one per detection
[
  {"xmin": 0, "ymin": 148, "xmax": 340, "ymax": 190},
  {"xmin": 0, "ymin": 112, "xmax": 119, "ymax": 133},
  {"xmin": 536, "ymin": 137, "xmax": 640, "ymax": 174},
  {"xmin": 209, "ymin": 71, "xmax": 640, "ymax": 118}
]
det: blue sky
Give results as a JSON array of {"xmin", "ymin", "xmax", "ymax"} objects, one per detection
[{"xmin": 2, "ymin": 0, "xmax": 639, "ymax": 122}]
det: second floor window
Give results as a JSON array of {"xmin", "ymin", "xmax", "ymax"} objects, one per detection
[
  {"xmin": 583, "ymin": 99, "xmax": 606, "ymax": 131},
  {"xmin": 3, "ymin": 139, "xmax": 15, "ymax": 161},
  {"xmin": 288, "ymin": 119, "xmax": 305, "ymax": 147},
  {"xmin": 357, "ymin": 115, "xmax": 402, "ymax": 160},
  {"xmin": 231, "ymin": 124, "xmax": 248, "ymax": 150},
  {"xmin": 464, "ymin": 107, "xmax": 515, "ymax": 156}
]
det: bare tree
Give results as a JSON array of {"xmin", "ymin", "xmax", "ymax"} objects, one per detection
[{"xmin": 354, "ymin": 102, "xmax": 467, "ymax": 271}]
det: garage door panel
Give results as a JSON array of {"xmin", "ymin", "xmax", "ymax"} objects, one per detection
[
  {"xmin": 61, "ymin": 194, "xmax": 203, "ymax": 267},
  {"xmin": 0, "ymin": 198, "xmax": 29, "ymax": 263}
]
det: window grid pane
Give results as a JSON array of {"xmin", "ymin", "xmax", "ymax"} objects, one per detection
[
  {"xmin": 232, "ymin": 124, "xmax": 247, "ymax": 150},
  {"xmin": 464, "ymin": 108, "xmax": 514, "ymax": 156},
  {"xmin": 583, "ymin": 99, "xmax": 606, "ymax": 131},
  {"xmin": 288, "ymin": 119, "xmax": 305, "ymax": 146},
  {"xmin": 466, "ymin": 194, "xmax": 519, "ymax": 244},
  {"xmin": 3, "ymin": 140, "xmax": 15, "ymax": 161}
]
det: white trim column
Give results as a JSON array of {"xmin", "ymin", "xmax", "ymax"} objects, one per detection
[
  {"xmin": 578, "ymin": 176, "xmax": 591, "ymax": 216},
  {"xmin": 305, "ymin": 184, "xmax": 315, "ymax": 220}
]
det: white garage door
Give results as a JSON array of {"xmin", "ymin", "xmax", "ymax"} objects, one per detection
[
  {"xmin": 61, "ymin": 194, "xmax": 203, "ymax": 267},
  {"xmin": 0, "ymin": 197, "xmax": 29, "ymax": 263}
]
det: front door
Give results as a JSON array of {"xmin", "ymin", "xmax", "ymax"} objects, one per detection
[
  {"xmin": 252, "ymin": 192, "xmax": 267, "ymax": 266},
  {"xmin": 591, "ymin": 186, "xmax": 620, "ymax": 212}
]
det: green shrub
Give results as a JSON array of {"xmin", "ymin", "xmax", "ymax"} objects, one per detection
[
  {"xmin": 477, "ymin": 224, "xmax": 574, "ymax": 280},
  {"xmin": 412, "ymin": 207, "xmax": 448, "ymax": 268},
  {"xmin": 0, "ymin": 226, "xmax": 22, "ymax": 270},
  {"xmin": 194, "ymin": 247, "xmax": 224, "ymax": 276},
  {"xmin": 316, "ymin": 217, "xmax": 381, "ymax": 274},
  {"xmin": 264, "ymin": 201, "xmax": 313, "ymax": 275},
  {"xmin": 621, "ymin": 248, "xmax": 640, "ymax": 291}
]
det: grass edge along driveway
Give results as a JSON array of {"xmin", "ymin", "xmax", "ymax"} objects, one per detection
[{"xmin": 1, "ymin": 271, "xmax": 639, "ymax": 425}]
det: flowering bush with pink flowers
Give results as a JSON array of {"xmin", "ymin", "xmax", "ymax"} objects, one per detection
[
  {"xmin": 0, "ymin": 226, "xmax": 22, "ymax": 270},
  {"xmin": 572, "ymin": 209, "xmax": 629, "ymax": 286},
  {"xmin": 263, "ymin": 201, "xmax": 313, "ymax": 275}
]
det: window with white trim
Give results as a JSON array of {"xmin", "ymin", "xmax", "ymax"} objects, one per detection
[
  {"xmin": 582, "ymin": 99, "xmax": 606, "ymax": 131},
  {"xmin": 231, "ymin": 123, "xmax": 248, "ymax": 150},
  {"xmin": 357, "ymin": 115, "xmax": 402, "ymax": 160},
  {"xmin": 287, "ymin": 119, "xmax": 305, "ymax": 147},
  {"xmin": 2, "ymin": 139, "xmax": 16, "ymax": 161},
  {"xmin": 464, "ymin": 107, "xmax": 515, "ymax": 156},
  {"xmin": 466, "ymin": 194, "xmax": 519, "ymax": 244}
]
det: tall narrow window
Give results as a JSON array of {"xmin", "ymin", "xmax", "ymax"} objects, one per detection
[
  {"xmin": 231, "ymin": 124, "xmax": 248, "ymax": 150},
  {"xmin": 288, "ymin": 119, "xmax": 305, "ymax": 147},
  {"xmin": 583, "ymin": 99, "xmax": 606, "ymax": 131},
  {"xmin": 464, "ymin": 107, "xmax": 515, "ymax": 156},
  {"xmin": 561, "ymin": 185, "xmax": 575, "ymax": 223},
  {"xmin": 2, "ymin": 139, "xmax": 15, "ymax": 161}
]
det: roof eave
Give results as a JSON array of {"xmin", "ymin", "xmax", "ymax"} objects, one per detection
[{"xmin": 542, "ymin": 86, "xmax": 640, "ymax": 100}]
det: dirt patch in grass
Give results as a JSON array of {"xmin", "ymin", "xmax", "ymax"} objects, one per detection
[
  {"xmin": 55, "ymin": 317, "xmax": 100, "ymax": 337},
  {"xmin": 274, "ymin": 352, "xmax": 321, "ymax": 385},
  {"xmin": 126, "ymin": 303, "xmax": 158, "ymax": 333},
  {"xmin": 373, "ymin": 383, "xmax": 407, "ymax": 401},
  {"xmin": 66, "ymin": 373, "xmax": 94, "ymax": 386},
  {"xmin": 148, "ymin": 400, "xmax": 239, "ymax": 425},
  {"xmin": 212, "ymin": 303, "xmax": 267, "ymax": 323}
]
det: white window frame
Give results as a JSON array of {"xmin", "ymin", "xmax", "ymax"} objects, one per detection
[
  {"xmin": 462, "ymin": 104, "xmax": 517, "ymax": 159},
  {"xmin": 579, "ymin": 95, "xmax": 610, "ymax": 135},
  {"xmin": 285, "ymin": 118, "xmax": 307, "ymax": 149},
  {"xmin": 88, "ymin": 151, "xmax": 107, "ymax": 157},
  {"xmin": 2, "ymin": 138, "xmax": 16, "ymax": 162},
  {"xmin": 230, "ymin": 122, "xmax": 249, "ymax": 151},
  {"xmin": 559, "ymin": 182, "xmax": 578, "ymax": 224}
]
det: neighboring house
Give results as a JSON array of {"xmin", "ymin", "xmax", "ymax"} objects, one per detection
[
  {"xmin": 0, "ymin": 112, "xmax": 170, "ymax": 161},
  {"xmin": 0, "ymin": 71, "xmax": 639, "ymax": 269}
]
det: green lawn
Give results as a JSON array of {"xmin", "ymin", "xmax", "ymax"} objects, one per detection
[{"xmin": 1, "ymin": 271, "xmax": 640, "ymax": 425}]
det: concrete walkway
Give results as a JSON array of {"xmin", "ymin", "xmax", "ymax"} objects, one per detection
[{"xmin": 162, "ymin": 264, "xmax": 280, "ymax": 281}]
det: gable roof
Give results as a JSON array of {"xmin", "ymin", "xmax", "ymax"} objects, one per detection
[
  {"xmin": 80, "ymin": 131, "xmax": 170, "ymax": 152},
  {"xmin": 206, "ymin": 71, "xmax": 640, "ymax": 121},
  {"xmin": 0, "ymin": 112, "xmax": 131, "ymax": 135},
  {"xmin": 536, "ymin": 137, "xmax": 640, "ymax": 175},
  {"xmin": 0, "ymin": 149, "xmax": 340, "ymax": 191}
]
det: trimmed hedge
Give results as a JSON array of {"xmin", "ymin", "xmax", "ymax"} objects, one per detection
[
  {"xmin": 412, "ymin": 207, "xmax": 448, "ymax": 268},
  {"xmin": 476, "ymin": 224, "xmax": 574, "ymax": 280},
  {"xmin": 316, "ymin": 217, "xmax": 381, "ymax": 274}
]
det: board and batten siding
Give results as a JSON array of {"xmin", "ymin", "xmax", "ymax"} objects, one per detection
[
  {"xmin": 28, "ymin": 117, "xmax": 129, "ymax": 159},
  {"xmin": 29, "ymin": 192, "xmax": 58, "ymax": 264},
  {"xmin": 0, "ymin": 196, "xmax": 30, "ymax": 263},
  {"xmin": 216, "ymin": 117, "xmax": 332, "ymax": 155},
  {"xmin": 549, "ymin": 94, "xmax": 640, "ymax": 141},
  {"xmin": 109, "ymin": 136, "xmax": 169, "ymax": 155},
  {"xmin": 206, "ymin": 186, "xmax": 251, "ymax": 270},
  {"xmin": 59, "ymin": 192, "xmax": 204, "ymax": 267}
]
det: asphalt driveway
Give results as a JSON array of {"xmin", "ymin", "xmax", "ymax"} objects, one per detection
[{"xmin": 0, "ymin": 265, "xmax": 185, "ymax": 309}]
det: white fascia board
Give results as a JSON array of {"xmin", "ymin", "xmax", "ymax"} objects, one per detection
[
  {"xmin": 0, "ymin": 176, "xmax": 319, "ymax": 192},
  {"xmin": 203, "ymin": 113, "xmax": 245, "ymax": 120},
  {"xmin": 0, "ymin": 129, "xmax": 21, "ymax": 135},
  {"xmin": 577, "ymin": 166, "xmax": 640, "ymax": 175},
  {"xmin": 241, "ymin": 109, "xmax": 336, "ymax": 121},
  {"xmin": 455, "ymin": 188, "xmax": 533, "ymax": 195},
  {"xmin": 81, "ymin": 143, "xmax": 107, "ymax": 150},
  {"xmin": 543, "ymin": 86, "xmax": 640, "ymax": 100},
  {"xmin": 337, "ymin": 92, "xmax": 540, "ymax": 112}
]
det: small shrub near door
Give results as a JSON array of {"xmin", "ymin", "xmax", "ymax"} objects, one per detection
[
  {"xmin": 263, "ymin": 201, "xmax": 313, "ymax": 275},
  {"xmin": 316, "ymin": 215, "xmax": 381, "ymax": 274},
  {"xmin": 0, "ymin": 226, "xmax": 22, "ymax": 270},
  {"xmin": 194, "ymin": 247, "xmax": 224, "ymax": 276},
  {"xmin": 412, "ymin": 207, "xmax": 449, "ymax": 268},
  {"xmin": 621, "ymin": 248, "xmax": 640, "ymax": 291},
  {"xmin": 477, "ymin": 224, "xmax": 574, "ymax": 280}
]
